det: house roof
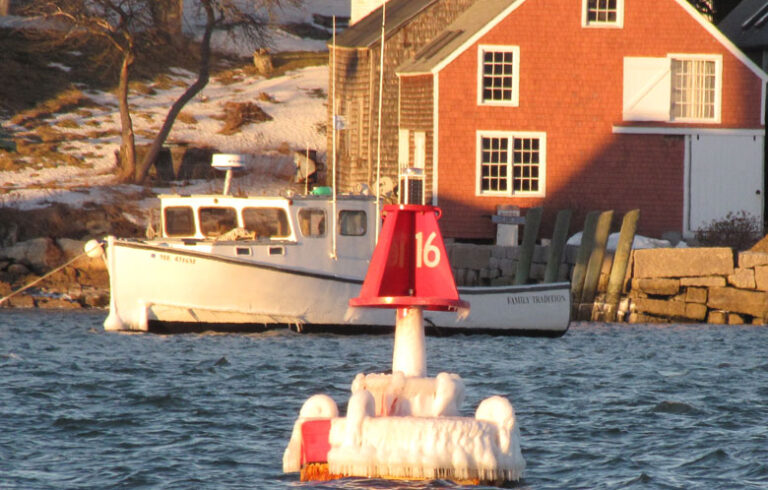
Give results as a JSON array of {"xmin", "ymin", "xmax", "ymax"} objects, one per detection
[
  {"xmin": 333, "ymin": 0, "xmax": 440, "ymax": 48},
  {"xmin": 718, "ymin": 0, "xmax": 768, "ymax": 50},
  {"xmin": 397, "ymin": 0, "xmax": 519, "ymax": 74}
]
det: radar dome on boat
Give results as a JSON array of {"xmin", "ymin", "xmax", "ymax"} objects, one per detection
[{"xmin": 211, "ymin": 153, "xmax": 246, "ymax": 171}]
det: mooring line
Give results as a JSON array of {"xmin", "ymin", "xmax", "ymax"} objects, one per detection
[{"xmin": 0, "ymin": 244, "xmax": 102, "ymax": 306}]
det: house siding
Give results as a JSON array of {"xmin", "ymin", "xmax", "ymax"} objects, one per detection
[
  {"xmin": 431, "ymin": 0, "xmax": 763, "ymax": 239},
  {"xmin": 329, "ymin": 0, "xmax": 477, "ymax": 193},
  {"xmin": 398, "ymin": 74, "xmax": 435, "ymax": 200}
]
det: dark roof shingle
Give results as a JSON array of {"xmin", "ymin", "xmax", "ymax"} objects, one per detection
[
  {"xmin": 333, "ymin": 0, "xmax": 439, "ymax": 48},
  {"xmin": 719, "ymin": 0, "xmax": 768, "ymax": 49}
]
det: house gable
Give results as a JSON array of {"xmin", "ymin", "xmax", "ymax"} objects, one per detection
[
  {"xmin": 397, "ymin": 0, "xmax": 766, "ymax": 239},
  {"xmin": 400, "ymin": 0, "xmax": 767, "ymax": 123}
]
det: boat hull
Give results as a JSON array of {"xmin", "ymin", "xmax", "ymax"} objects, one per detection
[{"xmin": 104, "ymin": 240, "xmax": 571, "ymax": 336}]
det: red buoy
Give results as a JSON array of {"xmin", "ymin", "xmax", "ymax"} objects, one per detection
[{"xmin": 350, "ymin": 204, "xmax": 468, "ymax": 312}]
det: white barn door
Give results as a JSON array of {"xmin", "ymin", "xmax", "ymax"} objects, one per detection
[{"xmin": 686, "ymin": 133, "xmax": 764, "ymax": 235}]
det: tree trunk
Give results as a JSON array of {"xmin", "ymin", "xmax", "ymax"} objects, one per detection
[
  {"xmin": 117, "ymin": 52, "xmax": 137, "ymax": 182},
  {"xmin": 134, "ymin": 7, "xmax": 215, "ymax": 183}
]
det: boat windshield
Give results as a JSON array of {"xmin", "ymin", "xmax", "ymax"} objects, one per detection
[
  {"xmin": 164, "ymin": 206, "xmax": 195, "ymax": 237},
  {"xmin": 200, "ymin": 207, "xmax": 238, "ymax": 237},
  {"xmin": 243, "ymin": 207, "xmax": 290, "ymax": 239}
]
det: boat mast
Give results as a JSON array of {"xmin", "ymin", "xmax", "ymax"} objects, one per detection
[
  {"xmin": 331, "ymin": 16, "xmax": 338, "ymax": 260},
  {"xmin": 375, "ymin": 2, "xmax": 386, "ymax": 244}
]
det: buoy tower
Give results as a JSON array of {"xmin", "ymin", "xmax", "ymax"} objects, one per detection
[{"xmin": 283, "ymin": 177, "xmax": 525, "ymax": 485}]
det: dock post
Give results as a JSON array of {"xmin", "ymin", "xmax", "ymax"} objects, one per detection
[
  {"xmin": 514, "ymin": 207, "xmax": 543, "ymax": 286},
  {"xmin": 578, "ymin": 210, "xmax": 614, "ymax": 321},
  {"xmin": 570, "ymin": 211, "xmax": 599, "ymax": 318},
  {"xmin": 544, "ymin": 209, "xmax": 572, "ymax": 283},
  {"xmin": 603, "ymin": 209, "xmax": 639, "ymax": 322}
]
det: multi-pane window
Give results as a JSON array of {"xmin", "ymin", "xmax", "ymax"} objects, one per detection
[
  {"xmin": 583, "ymin": 0, "xmax": 623, "ymax": 27},
  {"xmin": 478, "ymin": 133, "xmax": 545, "ymax": 196},
  {"xmin": 512, "ymin": 137, "xmax": 541, "ymax": 193},
  {"xmin": 478, "ymin": 46, "xmax": 519, "ymax": 105},
  {"xmin": 671, "ymin": 58, "xmax": 717, "ymax": 121},
  {"xmin": 480, "ymin": 137, "xmax": 509, "ymax": 192}
]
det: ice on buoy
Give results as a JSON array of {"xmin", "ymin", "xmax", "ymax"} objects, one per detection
[{"xmin": 283, "ymin": 200, "xmax": 526, "ymax": 485}]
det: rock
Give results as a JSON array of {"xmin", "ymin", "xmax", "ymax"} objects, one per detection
[
  {"xmin": 1, "ymin": 237, "xmax": 63, "ymax": 272},
  {"xmin": 56, "ymin": 238, "xmax": 106, "ymax": 273},
  {"xmin": 530, "ymin": 263, "xmax": 546, "ymax": 281},
  {"xmin": 0, "ymin": 221, "xmax": 18, "ymax": 247},
  {"xmin": 755, "ymin": 266, "xmax": 768, "ymax": 291},
  {"xmin": 738, "ymin": 251, "xmax": 768, "ymax": 269},
  {"xmin": 491, "ymin": 246, "xmax": 508, "ymax": 259},
  {"xmin": 7, "ymin": 263, "xmax": 30, "ymax": 277},
  {"xmin": 36, "ymin": 297, "xmax": 82, "ymax": 309},
  {"xmin": 727, "ymin": 268, "xmax": 756, "ymax": 289},
  {"xmin": 252, "ymin": 48, "xmax": 274, "ymax": 75},
  {"xmin": 633, "ymin": 298, "xmax": 707, "ymax": 321},
  {"xmin": 631, "ymin": 278, "xmax": 680, "ymax": 296},
  {"xmin": 633, "ymin": 247, "xmax": 734, "ymax": 279},
  {"xmin": 505, "ymin": 246, "xmax": 521, "ymax": 260},
  {"xmin": 450, "ymin": 244, "xmax": 491, "ymax": 270},
  {"xmin": 532, "ymin": 245, "xmax": 548, "ymax": 263},
  {"xmin": 707, "ymin": 310, "xmax": 727, "ymax": 324},
  {"xmin": 727, "ymin": 313, "xmax": 745, "ymax": 325},
  {"xmin": 708, "ymin": 287, "xmax": 768, "ymax": 319},
  {"xmin": 680, "ymin": 276, "xmax": 726, "ymax": 287},
  {"xmin": 685, "ymin": 287, "xmax": 708, "ymax": 304},
  {"xmin": 6, "ymin": 294, "xmax": 35, "ymax": 308}
]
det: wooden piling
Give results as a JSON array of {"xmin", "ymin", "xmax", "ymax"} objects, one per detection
[
  {"xmin": 544, "ymin": 209, "xmax": 572, "ymax": 283},
  {"xmin": 603, "ymin": 209, "xmax": 639, "ymax": 322},
  {"xmin": 578, "ymin": 210, "xmax": 613, "ymax": 321},
  {"xmin": 570, "ymin": 211, "xmax": 600, "ymax": 317},
  {"xmin": 514, "ymin": 207, "xmax": 542, "ymax": 286}
]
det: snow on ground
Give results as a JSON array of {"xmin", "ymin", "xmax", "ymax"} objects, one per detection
[{"xmin": 0, "ymin": 0, "xmax": 347, "ymax": 210}]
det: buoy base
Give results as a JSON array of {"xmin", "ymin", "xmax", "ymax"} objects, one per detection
[
  {"xmin": 300, "ymin": 463, "xmax": 341, "ymax": 482},
  {"xmin": 300, "ymin": 463, "xmax": 483, "ymax": 486}
]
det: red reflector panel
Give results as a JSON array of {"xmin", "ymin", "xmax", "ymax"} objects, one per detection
[{"xmin": 300, "ymin": 419, "xmax": 331, "ymax": 465}]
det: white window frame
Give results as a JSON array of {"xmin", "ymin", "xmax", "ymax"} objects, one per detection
[
  {"xmin": 398, "ymin": 129, "xmax": 410, "ymax": 168},
  {"xmin": 477, "ymin": 45, "xmax": 520, "ymax": 107},
  {"xmin": 582, "ymin": 0, "xmax": 624, "ymax": 28},
  {"xmin": 669, "ymin": 54, "xmax": 722, "ymax": 123},
  {"xmin": 414, "ymin": 131, "xmax": 426, "ymax": 169},
  {"xmin": 475, "ymin": 131, "xmax": 546, "ymax": 198}
]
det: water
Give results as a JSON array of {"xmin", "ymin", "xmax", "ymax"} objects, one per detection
[{"xmin": 1, "ymin": 310, "xmax": 766, "ymax": 489}]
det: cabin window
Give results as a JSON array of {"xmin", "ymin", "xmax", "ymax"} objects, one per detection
[
  {"xmin": 298, "ymin": 208, "xmax": 326, "ymax": 237},
  {"xmin": 478, "ymin": 45, "xmax": 520, "ymax": 106},
  {"xmin": 582, "ymin": 0, "xmax": 624, "ymax": 27},
  {"xmin": 199, "ymin": 207, "xmax": 238, "ymax": 237},
  {"xmin": 476, "ymin": 131, "xmax": 546, "ymax": 197},
  {"xmin": 339, "ymin": 210, "xmax": 367, "ymax": 236},
  {"xmin": 242, "ymin": 207, "xmax": 290, "ymax": 238},
  {"xmin": 164, "ymin": 206, "xmax": 195, "ymax": 237}
]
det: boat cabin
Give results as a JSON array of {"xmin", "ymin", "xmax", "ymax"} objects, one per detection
[{"xmin": 157, "ymin": 194, "xmax": 377, "ymax": 264}]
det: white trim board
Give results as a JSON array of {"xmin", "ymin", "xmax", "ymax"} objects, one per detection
[{"xmin": 613, "ymin": 126, "xmax": 765, "ymax": 136}]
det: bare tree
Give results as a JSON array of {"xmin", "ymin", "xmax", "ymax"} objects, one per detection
[
  {"xmin": 22, "ymin": 0, "xmax": 301, "ymax": 183},
  {"xmin": 686, "ymin": 0, "xmax": 741, "ymax": 23}
]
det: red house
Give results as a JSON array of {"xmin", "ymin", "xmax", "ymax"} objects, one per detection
[{"xmin": 391, "ymin": 0, "xmax": 766, "ymax": 240}]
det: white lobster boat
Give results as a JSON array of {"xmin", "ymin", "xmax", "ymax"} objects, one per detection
[
  {"xmin": 97, "ymin": 192, "xmax": 570, "ymax": 336},
  {"xmin": 95, "ymin": 160, "xmax": 571, "ymax": 336}
]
